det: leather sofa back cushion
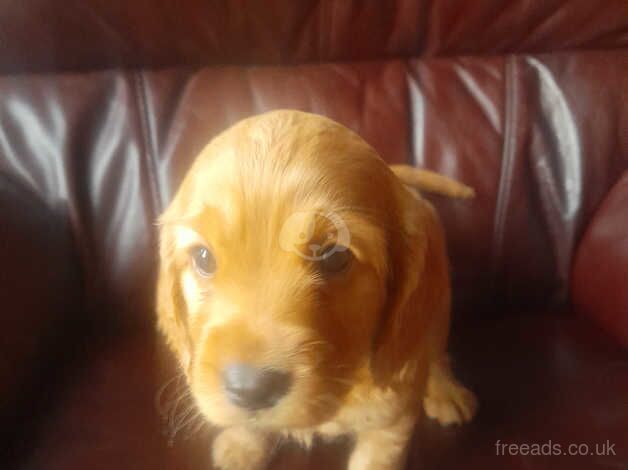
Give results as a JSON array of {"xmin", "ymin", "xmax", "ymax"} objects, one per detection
[
  {"xmin": 0, "ymin": 1, "xmax": 627, "ymax": 73},
  {"xmin": 0, "ymin": 51, "xmax": 627, "ymax": 331},
  {"xmin": 572, "ymin": 172, "xmax": 628, "ymax": 347}
]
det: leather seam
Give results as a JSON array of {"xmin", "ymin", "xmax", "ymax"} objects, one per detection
[
  {"xmin": 133, "ymin": 71, "xmax": 163, "ymax": 218},
  {"xmin": 492, "ymin": 56, "xmax": 518, "ymax": 283}
]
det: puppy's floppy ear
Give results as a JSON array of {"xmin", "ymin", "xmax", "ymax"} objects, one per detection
[
  {"xmin": 156, "ymin": 213, "xmax": 192, "ymax": 371},
  {"xmin": 371, "ymin": 187, "xmax": 451, "ymax": 385}
]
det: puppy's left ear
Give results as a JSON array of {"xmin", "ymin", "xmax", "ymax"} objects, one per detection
[{"xmin": 371, "ymin": 187, "xmax": 451, "ymax": 385}]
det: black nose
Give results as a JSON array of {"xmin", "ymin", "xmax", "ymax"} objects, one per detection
[{"xmin": 223, "ymin": 364, "xmax": 291, "ymax": 410}]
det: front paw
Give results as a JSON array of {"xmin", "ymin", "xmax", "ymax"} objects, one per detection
[
  {"xmin": 423, "ymin": 380, "xmax": 477, "ymax": 426},
  {"xmin": 212, "ymin": 427, "xmax": 273, "ymax": 470},
  {"xmin": 423, "ymin": 357, "xmax": 478, "ymax": 426},
  {"xmin": 349, "ymin": 416, "xmax": 414, "ymax": 470},
  {"xmin": 349, "ymin": 445, "xmax": 408, "ymax": 470}
]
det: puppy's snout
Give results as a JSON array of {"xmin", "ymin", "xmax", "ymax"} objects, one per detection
[{"xmin": 223, "ymin": 364, "xmax": 292, "ymax": 410}]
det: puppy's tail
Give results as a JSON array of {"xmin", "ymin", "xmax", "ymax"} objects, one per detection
[{"xmin": 390, "ymin": 164, "xmax": 475, "ymax": 199}]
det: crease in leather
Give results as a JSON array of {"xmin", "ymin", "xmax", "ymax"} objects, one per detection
[
  {"xmin": 527, "ymin": 57, "xmax": 583, "ymax": 301},
  {"xmin": 454, "ymin": 64, "xmax": 501, "ymax": 133},
  {"xmin": 133, "ymin": 70, "xmax": 163, "ymax": 219},
  {"xmin": 491, "ymin": 55, "xmax": 518, "ymax": 289},
  {"xmin": 407, "ymin": 66, "xmax": 425, "ymax": 166},
  {"xmin": 400, "ymin": 60, "xmax": 417, "ymax": 165}
]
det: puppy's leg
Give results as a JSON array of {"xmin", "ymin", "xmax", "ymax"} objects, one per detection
[
  {"xmin": 423, "ymin": 355, "xmax": 477, "ymax": 426},
  {"xmin": 212, "ymin": 426, "xmax": 275, "ymax": 470},
  {"xmin": 348, "ymin": 415, "xmax": 415, "ymax": 470}
]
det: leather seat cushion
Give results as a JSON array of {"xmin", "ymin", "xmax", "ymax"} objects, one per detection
[{"xmin": 16, "ymin": 313, "xmax": 628, "ymax": 470}]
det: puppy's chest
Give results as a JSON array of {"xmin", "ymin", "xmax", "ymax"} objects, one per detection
[{"xmin": 285, "ymin": 386, "xmax": 404, "ymax": 446}]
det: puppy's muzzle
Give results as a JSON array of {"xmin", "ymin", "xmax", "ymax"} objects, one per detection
[{"xmin": 223, "ymin": 364, "xmax": 292, "ymax": 410}]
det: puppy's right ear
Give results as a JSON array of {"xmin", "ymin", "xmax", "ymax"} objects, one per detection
[{"xmin": 156, "ymin": 215, "xmax": 192, "ymax": 371}]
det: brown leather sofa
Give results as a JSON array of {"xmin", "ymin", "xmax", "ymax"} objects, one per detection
[{"xmin": 1, "ymin": 2, "xmax": 627, "ymax": 469}]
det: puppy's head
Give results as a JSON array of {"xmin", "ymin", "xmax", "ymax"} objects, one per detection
[{"xmin": 157, "ymin": 111, "xmax": 447, "ymax": 429}]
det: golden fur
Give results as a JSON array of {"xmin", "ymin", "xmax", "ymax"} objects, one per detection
[{"xmin": 157, "ymin": 110, "xmax": 477, "ymax": 470}]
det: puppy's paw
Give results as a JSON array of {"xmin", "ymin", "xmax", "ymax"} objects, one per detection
[
  {"xmin": 212, "ymin": 427, "xmax": 272, "ymax": 470},
  {"xmin": 423, "ymin": 357, "xmax": 478, "ymax": 426},
  {"xmin": 349, "ymin": 416, "xmax": 414, "ymax": 470},
  {"xmin": 423, "ymin": 380, "xmax": 477, "ymax": 426}
]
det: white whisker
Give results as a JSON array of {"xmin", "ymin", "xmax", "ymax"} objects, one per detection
[{"xmin": 155, "ymin": 373, "xmax": 209, "ymax": 445}]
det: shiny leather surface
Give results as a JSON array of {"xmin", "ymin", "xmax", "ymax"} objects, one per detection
[
  {"xmin": 572, "ymin": 171, "xmax": 628, "ymax": 347},
  {"xmin": 1, "ymin": 52, "xmax": 626, "ymax": 330},
  {"xmin": 0, "ymin": 2, "xmax": 627, "ymax": 469}
]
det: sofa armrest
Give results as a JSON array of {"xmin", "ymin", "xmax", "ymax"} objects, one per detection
[
  {"xmin": 571, "ymin": 171, "xmax": 628, "ymax": 348},
  {"xmin": 0, "ymin": 173, "xmax": 82, "ymax": 430}
]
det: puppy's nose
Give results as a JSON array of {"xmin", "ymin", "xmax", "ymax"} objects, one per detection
[{"xmin": 223, "ymin": 364, "xmax": 291, "ymax": 410}]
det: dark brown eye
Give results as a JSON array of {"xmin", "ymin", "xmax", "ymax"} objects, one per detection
[
  {"xmin": 190, "ymin": 245, "xmax": 216, "ymax": 277},
  {"xmin": 318, "ymin": 246, "xmax": 352, "ymax": 274}
]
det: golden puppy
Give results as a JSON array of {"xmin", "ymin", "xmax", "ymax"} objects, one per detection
[{"xmin": 157, "ymin": 110, "xmax": 477, "ymax": 470}]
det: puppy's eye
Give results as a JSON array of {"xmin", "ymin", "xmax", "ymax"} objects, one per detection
[
  {"xmin": 189, "ymin": 245, "xmax": 216, "ymax": 277},
  {"xmin": 318, "ymin": 246, "xmax": 352, "ymax": 274}
]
